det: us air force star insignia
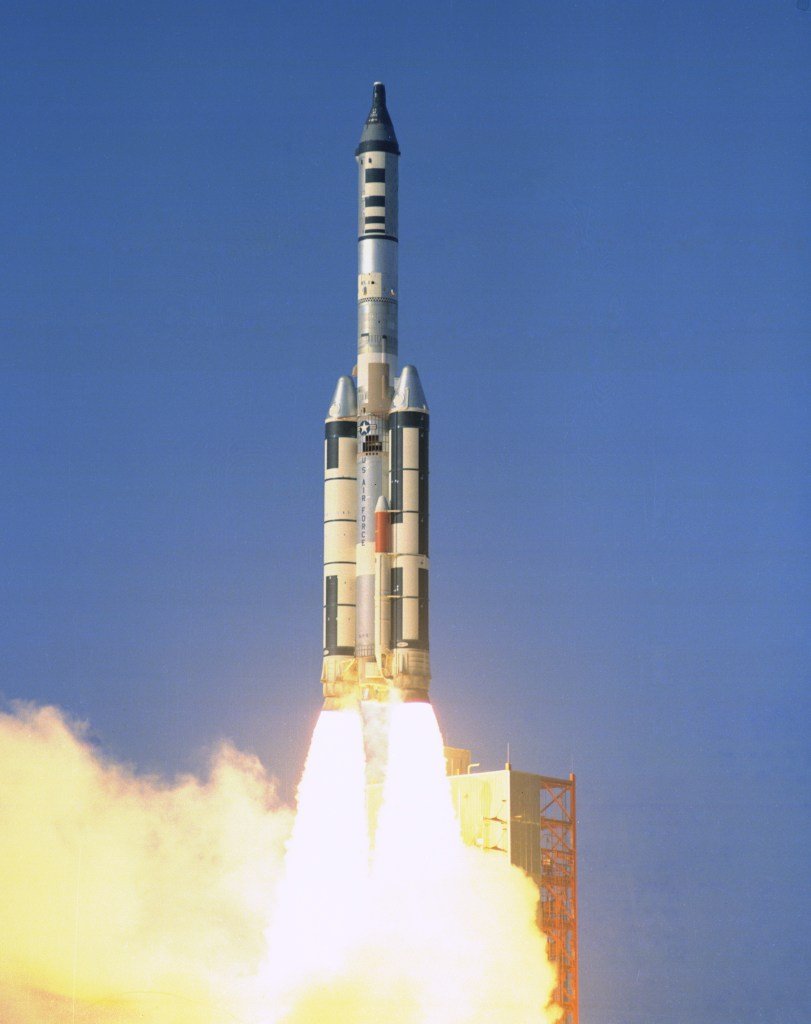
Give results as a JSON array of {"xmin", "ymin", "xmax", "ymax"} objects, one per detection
[{"xmin": 359, "ymin": 419, "xmax": 372, "ymax": 436}]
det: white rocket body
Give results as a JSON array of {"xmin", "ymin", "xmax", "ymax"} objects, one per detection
[{"xmin": 321, "ymin": 84, "xmax": 430, "ymax": 708}]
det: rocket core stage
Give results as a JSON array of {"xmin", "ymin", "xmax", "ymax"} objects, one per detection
[{"xmin": 321, "ymin": 83, "xmax": 430, "ymax": 709}]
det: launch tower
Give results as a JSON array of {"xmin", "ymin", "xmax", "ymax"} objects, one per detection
[{"xmin": 447, "ymin": 760, "xmax": 579, "ymax": 1024}]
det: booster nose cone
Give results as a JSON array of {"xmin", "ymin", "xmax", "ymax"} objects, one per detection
[
  {"xmin": 391, "ymin": 365, "xmax": 428, "ymax": 412},
  {"xmin": 356, "ymin": 81, "xmax": 400, "ymax": 156},
  {"xmin": 328, "ymin": 375, "xmax": 357, "ymax": 418}
]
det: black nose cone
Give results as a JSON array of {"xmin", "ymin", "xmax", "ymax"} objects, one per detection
[
  {"xmin": 368, "ymin": 83, "xmax": 392, "ymax": 126},
  {"xmin": 356, "ymin": 81, "xmax": 400, "ymax": 156}
]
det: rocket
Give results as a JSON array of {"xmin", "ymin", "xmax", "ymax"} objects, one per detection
[{"xmin": 321, "ymin": 83, "xmax": 430, "ymax": 709}]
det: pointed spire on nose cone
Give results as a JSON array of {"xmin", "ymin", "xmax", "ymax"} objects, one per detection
[
  {"xmin": 356, "ymin": 81, "xmax": 400, "ymax": 156},
  {"xmin": 391, "ymin": 365, "xmax": 428, "ymax": 412},
  {"xmin": 328, "ymin": 375, "xmax": 357, "ymax": 418}
]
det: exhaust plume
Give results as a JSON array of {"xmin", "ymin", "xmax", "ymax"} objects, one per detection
[{"xmin": 0, "ymin": 701, "xmax": 559, "ymax": 1024}]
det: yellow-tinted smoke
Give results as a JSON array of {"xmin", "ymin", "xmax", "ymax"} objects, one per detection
[
  {"xmin": 0, "ymin": 701, "xmax": 559, "ymax": 1024},
  {"xmin": 0, "ymin": 702, "xmax": 292, "ymax": 1024}
]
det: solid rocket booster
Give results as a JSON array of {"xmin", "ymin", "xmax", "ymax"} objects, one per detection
[{"xmin": 322, "ymin": 83, "xmax": 430, "ymax": 708}]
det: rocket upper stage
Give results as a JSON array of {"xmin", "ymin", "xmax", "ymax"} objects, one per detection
[{"xmin": 321, "ymin": 84, "xmax": 430, "ymax": 709}]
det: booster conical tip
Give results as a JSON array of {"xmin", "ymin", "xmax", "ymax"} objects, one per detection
[
  {"xmin": 327, "ymin": 375, "xmax": 357, "ymax": 419},
  {"xmin": 391, "ymin": 365, "xmax": 429, "ymax": 413}
]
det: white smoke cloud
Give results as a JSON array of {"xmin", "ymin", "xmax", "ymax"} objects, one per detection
[{"xmin": 0, "ymin": 702, "xmax": 293, "ymax": 1024}]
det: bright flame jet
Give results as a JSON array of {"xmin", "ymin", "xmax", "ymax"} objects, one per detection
[
  {"xmin": 322, "ymin": 83, "xmax": 430, "ymax": 709},
  {"xmin": 261, "ymin": 709, "xmax": 370, "ymax": 1019}
]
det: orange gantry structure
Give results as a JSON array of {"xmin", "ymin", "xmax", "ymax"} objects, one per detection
[{"xmin": 446, "ymin": 754, "xmax": 579, "ymax": 1024}]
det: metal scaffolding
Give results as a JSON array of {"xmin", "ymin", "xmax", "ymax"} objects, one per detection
[
  {"xmin": 447, "ymin": 763, "xmax": 579, "ymax": 1024},
  {"xmin": 535, "ymin": 774, "xmax": 578, "ymax": 1024}
]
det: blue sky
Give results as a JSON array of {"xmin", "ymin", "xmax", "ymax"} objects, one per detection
[{"xmin": 1, "ymin": 2, "xmax": 809, "ymax": 1021}]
